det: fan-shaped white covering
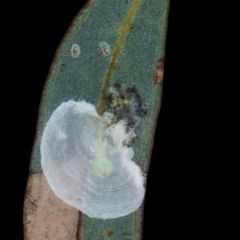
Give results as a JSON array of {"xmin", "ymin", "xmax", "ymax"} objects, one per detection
[{"xmin": 40, "ymin": 100, "xmax": 145, "ymax": 219}]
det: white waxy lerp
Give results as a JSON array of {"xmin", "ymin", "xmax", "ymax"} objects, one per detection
[
  {"xmin": 70, "ymin": 44, "xmax": 80, "ymax": 58},
  {"xmin": 99, "ymin": 41, "xmax": 111, "ymax": 56},
  {"xmin": 40, "ymin": 100, "xmax": 145, "ymax": 219}
]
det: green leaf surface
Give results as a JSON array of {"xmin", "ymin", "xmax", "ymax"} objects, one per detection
[{"xmin": 28, "ymin": 0, "xmax": 169, "ymax": 238}]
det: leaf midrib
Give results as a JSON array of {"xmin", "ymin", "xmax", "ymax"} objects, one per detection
[{"xmin": 97, "ymin": 0, "xmax": 142, "ymax": 115}]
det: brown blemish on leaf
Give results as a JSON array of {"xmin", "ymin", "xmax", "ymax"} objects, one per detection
[
  {"xmin": 76, "ymin": 212, "xmax": 83, "ymax": 240},
  {"xmin": 50, "ymin": 68, "xmax": 56, "ymax": 75},
  {"xmin": 154, "ymin": 57, "xmax": 165, "ymax": 84},
  {"xmin": 107, "ymin": 231, "xmax": 114, "ymax": 236},
  {"xmin": 116, "ymin": 98, "xmax": 124, "ymax": 106},
  {"xmin": 23, "ymin": 173, "xmax": 79, "ymax": 240},
  {"xmin": 81, "ymin": 0, "xmax": 97, "ymax": 11}
]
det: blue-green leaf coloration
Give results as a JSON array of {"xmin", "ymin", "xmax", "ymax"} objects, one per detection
[{"xmin": 26, "ymin": 0, "xmax": 169, "ymax": 239}]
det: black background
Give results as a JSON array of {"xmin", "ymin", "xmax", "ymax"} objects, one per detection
[{"xmin": 5, "ymin": 1, "xmax": 207, "ymax": 239}]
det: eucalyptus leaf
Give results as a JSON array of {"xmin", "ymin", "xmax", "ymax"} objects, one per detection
[{"xmin": 23, "ymin": 0, "xmax": 169, "ymax": 239}]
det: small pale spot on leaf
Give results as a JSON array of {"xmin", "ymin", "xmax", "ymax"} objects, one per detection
[
  {"xmin": 70, "ymin": 44, "xmax": 80, "ymax": 58},
  {"xmin": 100, "ymin": 41, "xmax": 111, "ymax": 56}
]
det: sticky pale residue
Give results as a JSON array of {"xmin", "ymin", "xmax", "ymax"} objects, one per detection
[{"xmin": 41, "ymin": 100, "xmax": 145, "ymax": 219}]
